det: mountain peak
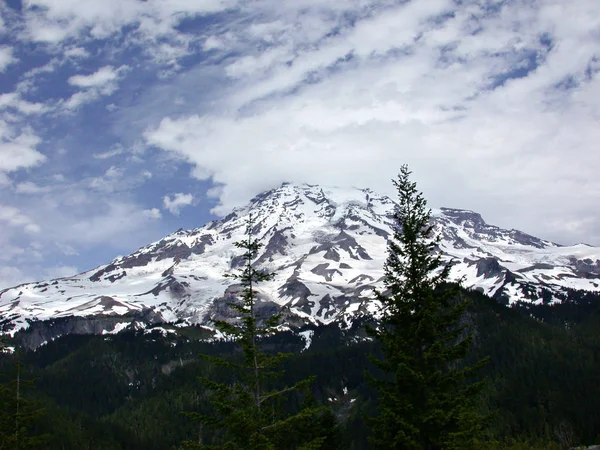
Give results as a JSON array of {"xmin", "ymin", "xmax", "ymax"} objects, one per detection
[{"xmin": 1, "ymin": 183, "xmax": 600, "ymax": 341}]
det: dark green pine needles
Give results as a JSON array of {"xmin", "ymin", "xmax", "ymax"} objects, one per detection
[
  {"xmin": 0, "ymin": 356, "xmax": 48, "ymax": 449},
  {"xmin": 182, "ymin": 215, "xmax": 329, "ymax": 450},
  {"xmin": 367, "ymin": 165, "xmax": 489, "ymax": 450}
]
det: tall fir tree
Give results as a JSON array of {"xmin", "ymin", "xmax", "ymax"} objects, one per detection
[
  {"xmin": 183, "ymin": 215, "xmax": 328, "ymax": 450},
  {"xmin": 367, "ymin": 165, "xmax": 489, "ymax": 450}
]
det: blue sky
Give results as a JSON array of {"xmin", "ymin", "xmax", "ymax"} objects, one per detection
[{"xmin": 1, "ymin": 0, "xmax": 599, "ymax": 289}]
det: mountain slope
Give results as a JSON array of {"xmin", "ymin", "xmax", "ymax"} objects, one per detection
[{"xmin": 1, "ymin": 183, "xmax": 599, "ymax": 337}]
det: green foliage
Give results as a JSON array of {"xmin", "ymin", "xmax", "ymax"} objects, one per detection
[
  {"xmin": 486, "ymin": 436, "xmax": 564, "ymax": 450},
  {"xmin": 367, "ymin": 165, "xmax": 489, "ymax": 449},
  {"xmin": 468, "ymin": 289, "xmax": 600, "ymax": 447},
  {"xmin": 0, "ymin": 358, "xmax": 47, "ymax": 449},
  {"xmin": 182, "ymin": 216, "xmax": 329, "ymax": 449}
]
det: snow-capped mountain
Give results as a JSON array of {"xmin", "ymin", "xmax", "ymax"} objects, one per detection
[{"xmin": 2, "ymin": 183, "xmax": 600, "ymax": 339}]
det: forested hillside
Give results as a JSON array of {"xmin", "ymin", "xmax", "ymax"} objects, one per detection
[{"xmin": 1, "ymin": 287, "xmax": 599, "ymax": 449}]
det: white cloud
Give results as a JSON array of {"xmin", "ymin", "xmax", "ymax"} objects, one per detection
[
  {"xmin": 225, "ymin": 45, "xmax": 292, "ymax": 79},
  {"xmin": 15, "ymin": 181, "xmax": 52, "ymax": 194},
  {"xmin": 148, "ymin": 41, "xmax": 192, "ymax": 71},
  {"xmin": 63, "ymin": 47, "xmax": 90, "ymax": 59},
  {"xmin": 0, "ymin": 93, "xmax": 48, "ymax": 115},
  {"xmin": 57, "ymin": 243, "xmax": 78, "ymax": 256},
  {"xmin": 143, "ymin": 0, "xmax": 600, "ymax": 246},
  {"xmin": 62, "ymin": 90, "xmax": 98, "ymax": 109},
  {"xmin": 23, "ymin": 0, "xmax": 228, "ymax": 41},
  {"xmin": 68, "ymin": 65, "xmax": 124, "ymax": 88},
  {"xmin": 93, "ymin": 146, "xmax": 124, "ymax": 159},
  {"xmin": 0, "ymin": 205, "xmax": 41, "ymax": 233},
  {"xmin": 61, "ymin": 200, "xmax": 165, "ymax": 245},
  {"xmin": 23, "ymin": 16, "xmax": 70, "ymax": 43},
  {"xmin": 87, "ymin": 166, "xmax": 124, "ymax": 192},
  {"xmin": 85, "ymin": 166, "xmax": 154, "ymax": 195},
  {"xmin": 63, "ymin": 65, "xmax": 128, "ymax": 109},
  {"xmin": 0, "ymin": 241, "xmax": 78, "ymax": 288},
  {"xmin": 0, "ymin": 266, "xmax": 28, "ymax": 290},
  {"xmin": 21, "ymin": 0, "xmax": 233, "ymax": 68},
  {"xmin": 0, "ymin": 244, "xmax": 25, "ymax": 263},
  {"xmin": 0, "ymin": 46, "xmax": 16, "ymax": 72},
  {"xmin": 163, "ymin": 193, "xmax": 194, "ymax": 215},
  {"xmin": 0, "ymin": 184, "xmax": 168, "ymax": 274},
  {"xmin": 0, "ymin": 124, "xmax": 46, "ymax": 173},
  {"xmin": 43, "ymin": 265, "xmax": 78, "ymax": 279},
  {"xmin": 15, "ymin": 58, "xmax": 62, "ymax": 95},
  {"xmin": 203, "ymin": 36, "xmax": 224, "ymax": 51},
  {"xmin": 144, "ymin": 208, "xmax": 162, "ymax": 219}
]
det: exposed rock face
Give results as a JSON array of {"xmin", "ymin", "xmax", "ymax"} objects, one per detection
[
  {"xmin": 475, "ymin": 258, "xmax": 503, "ymax": 278},
  {"xmin": 13, "ymin": 308, "xmax": 164, "ymax": 350},
  {"xmin": 1, "ymin": 183, "xmax": 600, "ymax": 343}
]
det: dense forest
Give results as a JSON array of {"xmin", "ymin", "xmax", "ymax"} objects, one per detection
[{"xmin": 0, "ymin": 288, "xmax": 599, "ymax": 449}]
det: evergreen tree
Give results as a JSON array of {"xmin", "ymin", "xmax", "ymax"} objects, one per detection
[
  {"xmin": 367, "ymin": 165, "xmax": 489, "ymax": 450},
  {"xmin": 0, "ymin": 354, "xmax": 47, "ymax": 449},
  {"xmin": 183, "ymin": 215, "xmax": 328, "ymax": 450}
]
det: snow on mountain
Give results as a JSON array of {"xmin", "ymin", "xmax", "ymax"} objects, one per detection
[{"xmin": 1, "ymin": 183, "xmax": 599, "ymax": 337}]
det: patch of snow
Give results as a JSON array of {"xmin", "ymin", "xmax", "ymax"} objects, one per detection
[
  {"xmin": 299, "ymin": 330, "xmax": 314, "ymax": 352},
  {"xmin": 102, "ymin": 322, "xmax": 131, "ymax": 335},
  {"xmin": 144, "ymin": 326, "xmax": 176, "ymax": 336}
]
